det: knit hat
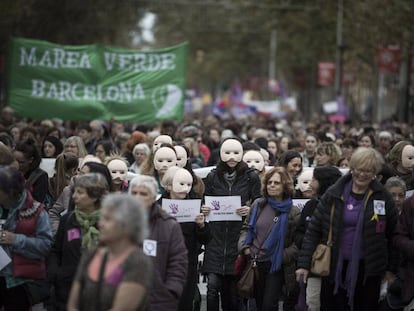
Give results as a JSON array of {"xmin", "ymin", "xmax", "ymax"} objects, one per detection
[{"xmin": 313, "ymin": 166, "xmax": 342, "ymax": 196}]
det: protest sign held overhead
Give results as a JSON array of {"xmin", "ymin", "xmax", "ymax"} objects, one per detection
[{"xmin": 7, "ymin": 37, "xmax": 188, "ymax": 122}]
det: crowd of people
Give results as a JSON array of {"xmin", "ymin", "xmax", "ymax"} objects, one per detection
[{"xmin": 0, "ymin": 104, "xmax": 413, "ymax": 310}]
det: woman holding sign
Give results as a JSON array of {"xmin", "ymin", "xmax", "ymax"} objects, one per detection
[
  {"xmin": 129, "ymin": 174, "xmax": 188, "ymax": 311},
  {"xmin": 161, "ymin": 167, "xmax": 211, "ymax": 311},
  {"xmin": 202, "ymin": 137, "xmax": 261, "ymax": 311}
]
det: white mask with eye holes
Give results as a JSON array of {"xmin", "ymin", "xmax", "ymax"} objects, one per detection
[
  {"xmin": 174, "ymin": 145, "xmax": 188, "ymax": 168},
  {"xmin": 107, "ymin": 159, "xmax": 128, "ymax": 182},
  {"xmin": 401, "ymin": 145, "xmax": 414, "ymax": 169},
  {"xmin": 296, "ymin": 168, "xmax": 314, "ymax": 192},
  {"xmin": 153, "ymin": 147, "xmax": 177, "ymax": 172},
  {"xmin": 220, "ymin": 139, "xmax": 243, "ymax": 163},
  {"xmin": 172, "ymin": 168, "xmax": 193, "ymax": 194},
  {"xmin": 242, "ymin": 150, "xmax": 265, "ymax": 172},
  {"xmin": 152, "ymin": 135, "xmax": 173, "ymax": 152}
]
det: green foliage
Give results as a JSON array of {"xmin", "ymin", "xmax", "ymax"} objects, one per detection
[{"xmin": 1, "ymin": 0, "xmax": 412, "ymax": 94}]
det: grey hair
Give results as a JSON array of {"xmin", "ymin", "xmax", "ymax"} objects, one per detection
[
  {"xmin": 64, "ymin": 136, "xmax": 88, "ymax": 157},
  {"xmin": 129, "ymin": 174, "xmax": 159, "ymax": 197},
  {"xmin": 133, "ymin": 143, "xmax": 151, "ymax": 156},
  {"xmin": 385, "ymin": 176, "xmax": 407, "ymax": 192},
  {"xmin": 101, "ymin": 193, "xmax": 149, "ymax": 244}
]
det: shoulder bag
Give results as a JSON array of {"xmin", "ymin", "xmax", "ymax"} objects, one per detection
[
  {"xmin": 236, "ymin": 213, "xmax": 279, "ymax": 298},
  {"xmin": 310, "ymin": 203, "xmax": 334, "ymax": 277}
]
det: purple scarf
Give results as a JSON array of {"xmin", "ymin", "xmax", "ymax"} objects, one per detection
[{"xmin": 334, "ymin": 180, "xmax": 369, "ymax": 310}]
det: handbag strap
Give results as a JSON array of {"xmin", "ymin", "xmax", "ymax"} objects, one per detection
[
  {"xmin": 326, "ymin": 203, "xmax": 335, "ymax": 247},
  {"xmin": 251, "ymin": 210, "xmax": 280, "ymax": 262},
  {"xmin": 95, "ymin": 250, "xmax": 109, "ymax": 311}
]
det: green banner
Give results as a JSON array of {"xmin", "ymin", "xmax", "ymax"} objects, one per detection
[{"xmin": 7, "ymin": 37, "xmax": 188, "ymax": 122}]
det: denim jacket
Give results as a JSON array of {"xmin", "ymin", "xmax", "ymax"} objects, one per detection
[{"xmin": 0, "ymin": 191, "xmax": 53, "ymax": 287}]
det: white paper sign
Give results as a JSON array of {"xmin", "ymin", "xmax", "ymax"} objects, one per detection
[
  {"xmin": 292, "ymin": 199, "xmax": 310, "ymax": 211},
  {"xmin": 40, "ymin": 158, "xmax": 56, "ymax": 178},
  {"xmin": 0, "ymin": 246, "xmax": 11, "ymax": 271},
  {"xmin": 204, "ymin": 196, "xmax": 242, "ymax": 222},
  {"xmin": 161, "ymin": 199, "xmax": 201, "ymax": 223}
]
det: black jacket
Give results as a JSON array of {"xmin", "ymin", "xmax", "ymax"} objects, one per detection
[
  {"xmin": 298, "ymin": 173, "xmax": 398, "ymax": 279},
  {"xmin": 202, "ymin": 167, "xmax": 261, "ymax": 275},
  {"xmin": 49, "ymin": 211, "xmax": 95, "ymax": 310}
]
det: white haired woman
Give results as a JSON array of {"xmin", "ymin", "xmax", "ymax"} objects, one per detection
[
  {"xmin": 67, "ymin": 193, "xmax": 152, "ymax": 311},
  {"xmin": 129, "ymin": 175, "xmax": 188, "ymax": 311},
  {"xmin": 129, "ymin": 143, "xmax": 150, "ymax": 174}
]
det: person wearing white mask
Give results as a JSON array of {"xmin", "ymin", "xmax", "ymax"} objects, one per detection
[
  {"xmin": 295, "ymin": 168, "xmax": 315, "ymax": 199},
  {"xmin": 389, "ymin": 141, "xmax": 414, "ymax": 191},
  {"xmin": 201, "ymin": 137, "xmax": 261, "ymax": 311},
  {"xmin": 105, "ymin": 156, "xmax": 129, "ymax": 192},
  {"xmin": 174, "ymin": 145, "xmax": 189, "ymax": 168},
  {"xmin": 243, "ymin": 149, "xmax": 266, "ymax": 177},
  {"xmin": 152, "ymin": 134, "xmax": 173, "ymax": 153},
  {"xmin": 161, "ymin": 168, "xmax": 211, "ymax": 311},
  {"xmin": 152, "ymin": 145, "xmax": 177, "ymax": 193},
  {"xmin": 174, "ymin": 144, "xmax": 205, "ymax": 198}
]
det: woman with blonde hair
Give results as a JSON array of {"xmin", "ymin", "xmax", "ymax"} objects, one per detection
[
  {"xmin": 314, "ymin": 142, "xmax": 341, "ymax": 167},
  {"xmin": 296, "ymin": 147, "xmax": 398, "ymax": 310},
  {"xmin": 64, "ymin": 136, "xmax": 88, "ymax": 159}
]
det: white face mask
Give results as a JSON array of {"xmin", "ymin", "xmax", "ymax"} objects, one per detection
[
  {"xmin": 107, "ymin": 159, "xmax": 128, "ymax": 182},
  {"xmin": 174, "ymin": 146, "xmax": 188, "ymax": 168},
  {"xmin": 153, "ymin": 147, "xmax": 177, "ymax": 172},
  {"xmin": 172, "ymin": 168, "xmax": 193, "ymax": 194},
  {"xmin": 297, "ymin": 168, "xmax": 314, "ymax": 192},
  {"xmin": 220, "ymin": 139, "xmax": 243, "ymax": 163},
  {"xmin": 242, "ymin": 150, "xmax": 265, "ymax": 171},
  {"xmin": 401, "ymin": 145, "xmax": 414, "ymax": 169},
  {"xmin": 152, "ymin": 135, "xmax": 173, "ymax": 152}
]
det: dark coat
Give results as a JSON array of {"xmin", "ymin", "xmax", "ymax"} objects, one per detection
[
  {"xmin": 148, "ymin": 202, "xmax": 188, "ymax": 311},
  {"xmin": 160, "ymin": 193, "xmax": 211, "ymax": 311},
  {"xmin": 296, "ymin": 198, "xmax": 319, "ymax": 249},
  {"xmin": 393, "ymin": 195, "xmax": 414, "ymax": 303},
  {"xmin": 49, "ymin": 211, "xmax": 93, "ymax": 310},
  {"xmin": 202, "ymin": 167, "xmax": 261, "ymax": 275},
  {"xmin": 297, "ymin": 173, "xmax": 398, "ymax": 279},
  {"xmin": 238, "ymin": 198, "xmax": 301, "ymax": 292}
]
